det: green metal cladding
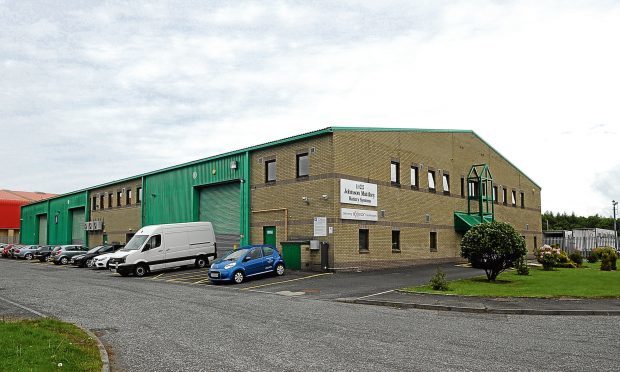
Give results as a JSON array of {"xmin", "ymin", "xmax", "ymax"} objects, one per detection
[
  {"xmin": 142, "ymin": 152, "xmax": 250, "ymax": 245},
  {"xmin": 20, "ymin": 192, "xmax": 89, "ymax": 245}
]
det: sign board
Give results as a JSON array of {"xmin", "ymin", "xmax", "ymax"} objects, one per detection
[
  {"xmin": 340, "ymin": 208, "xmax": 379, "ymax": 221},
  {"xmin": 340, "ymin": 179, "xmax": 378, "ymax": 206},
  {"xmin": 313, "ymin": 217, "xmax": 327, "ymax": 237}
]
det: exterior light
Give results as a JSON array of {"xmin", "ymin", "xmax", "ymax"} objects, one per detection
[
  {"xmin": 230, "ymin": 161, "xmax": 238, "ymax": 170},
  {"xmin": 321, "ymin": 194, "xmax": 328, "ymax": 200}
]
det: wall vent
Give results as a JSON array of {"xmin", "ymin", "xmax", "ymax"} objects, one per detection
[{"xmin": 309, "ymin": 147, "xmax": 317, "ymax": 155}]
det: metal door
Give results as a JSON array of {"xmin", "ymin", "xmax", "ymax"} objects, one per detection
[
  {"xmin": 281, "ymin": 243, "xmax": 301, "ymax": 270},
  {"xmin": 70, "ymin": 208, "xmax": 85, "ymax": 245},
  {"xmin": 263, "ymin": 226, "xmax": 276, "ymax": 247},
  {"xmin": 38, "ymin": 215, "xmax": 47, "ymax": 245},
  {"xmin": 199, "ymin": 182, "xmax": 240, "ymax": 253}
]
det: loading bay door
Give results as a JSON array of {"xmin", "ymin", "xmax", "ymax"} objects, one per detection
[
  {"xmin": 199, "ymin": 182, "xmax": 240, "ymax": 254},
  {"xmin": 70, "ymin": 208, "xmax": 85, "ymax": 245},
  {"xmin": 38, "ymin": 215, "xmax": 47, "ymax": 245}
]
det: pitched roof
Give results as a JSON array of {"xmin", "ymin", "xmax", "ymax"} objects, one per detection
[{"xmin": 0, "ymin": 189, "xmax": 57, "ymax": 202}]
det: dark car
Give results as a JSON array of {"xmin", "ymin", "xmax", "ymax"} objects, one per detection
[
  {"xmin": 52, "ymin": 245, "xmax": 88, "ymax": 265},
  {"xmin": 34, "ymin": 246, "xmax": 59, "ymax": 262},
  {"xmin": 71, "ymin": 245, "xmax": 123, "ymax": 268}
]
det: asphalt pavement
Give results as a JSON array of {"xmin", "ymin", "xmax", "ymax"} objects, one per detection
[{"xmin": 0, "ymin": 258, "xmax": 619, "ymax": 371}]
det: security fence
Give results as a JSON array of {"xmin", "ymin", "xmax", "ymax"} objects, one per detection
[{"xmin": 543, "ymin": 235, "xmax": 618, "ymax": 256}]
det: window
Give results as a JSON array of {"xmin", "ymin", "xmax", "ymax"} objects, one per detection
[
  {"xmin": 442, "ymin": 174, "xmax": 450, "ymax": 195},
  {"xmin": 296, "ymin": 153, "xmax": 309, "ymax": 178},
  {"xmin": 359, "ymin": 229, "xmax": 369, "ymax": 252},
  {"xmin": 502, "ymin": 188, "xmax": 507, "ymax": 205},
  {"xmin": 92, "ymin": 196, "xmax": 97, "ymax": 211},
  {"xmin": 117, "ymin": 191, "xmax": 122, "ymax": 207},
  {"xmin": 390, "ymin": 161, "xmax": 400, "ymax": 184},
  {"xmin": 391, "ymin": 230, "xmax": 400, "ymax": 252},
  {"xmin": 100, "ymin": 195, "xmax": 105, "ymax": 210},
  {"xmin": 469, "ymin": 181, "xmax": 478, "ymax": 197},
  {"xmin": 126, "ymin": 189, "xmax": 132, "ymax": 205},
  {"xmin": 534, "ymin": 236, "xmax": 537, "ymax": 249},
  {"xmin": 265, "ymin": 160, "xmax": 276, "ymax": 182},
  {"xmin": 520, "ymin": 192, "xmax": 525, "ymax": 208},
  {"xmin": 148, "ymin": 235, "xmax": 161, "ymax": 249},
  {"xmin": 108, "ymin": 193, "xmax": 112, "ymax": 208},
  {"xmin": 511, "ymin": 190, "xmax": 517, "ymax": 206},
  {"xmin": 493, "ymin": 186, "xmax": 498, "ymax": 203},
  {"xmin": 430, "ymin": 232, "xmax": 437, "ymax": 252},
  {"xmin": 428, "ymin": 170, "xmax": 436, "ymax": 192},
  {"xmin": 411, "ymin": 166, "xmax": 419, "ymax": 189},
  {"xmin": 460, "ymin": 177, "xmax": 465, "ymax": 198},
  {"xmin": 262, "ymin": 246, "xmax": 274, "ymax": 256},
  {"xmin": 137, "ymin": 187, "xmax": 142, "ymax": 204},
  {"xmin": 247, "ymin": 247, "xmax": 262, "ymax": 260}
]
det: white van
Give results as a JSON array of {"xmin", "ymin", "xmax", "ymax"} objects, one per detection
[{"xmin": 109, "ymin": 222, "xmax": 216, "ymax": 277}]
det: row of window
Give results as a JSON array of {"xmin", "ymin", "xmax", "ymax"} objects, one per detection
[
  {"xmin": 91, "ymin": 187, "xmax": 142, "ymax": 211},
  {"xmin": 359, "ymin": 229, "xmax": 438, "ymax": 253},
  {"xmin": 391, "ymin": 161, "xmax": 527, "ymax": 207},
  {"xmin": 264, "ymin": 153, "xmax": 309, "ymax": 182}
]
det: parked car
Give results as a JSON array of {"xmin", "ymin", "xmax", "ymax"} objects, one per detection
[
  {"xmin": 51, "ymin": 245, "xmax": 88, "ymax": 265},
  {"xmin": 109, "ymin": 222, "xmax": 216, "ymax": 277},
  {"xmin": 71, "ymin": 245, "xmax": 123, "ymax": 268},
  {"xmin": 1, "ymin": 244, "xmax": 14, "ymax": 258},
  {"xmin": 34, "ymin": 246, "xmax": 59, "ymax": 262},
  {"xmin": 92, "ymin": 251, "xmax": 120, "ymax": 270},
  {"xmin": 13, "ymin": 245, "xmax": 40, "ymax": 260},
  {"xmin": 8, "ymin": 245, "xmax": 24, "ymax": 258},
  {"xmin": 208, "ymin": 245, "xmax": 285, "ymax": 284}
]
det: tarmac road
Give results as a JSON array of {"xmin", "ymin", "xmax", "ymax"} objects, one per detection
[{"xmin": 0, "ymin": 259, "xmax": 618, "ymax": 371}]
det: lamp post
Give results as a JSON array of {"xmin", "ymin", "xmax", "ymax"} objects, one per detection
[{"xmin": 613, "ymin": 200, "xmax": 618, "ymax": 250}]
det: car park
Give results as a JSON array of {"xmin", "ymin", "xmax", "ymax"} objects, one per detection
[
  {"xmin": 208, "ymin": 245, "xmax": 285, "ymax": 284},
  {"xmin": 13, "ymin": 245, "xmax": 40, "ymax": 260},
  {"xmin": 51, "ymin": 245, "xmax": 88, "ymax": 265},
  {"xmin": 71, "ymin": 245, "xmax": 123, "ymax": 268},
  {"xmin": 109, "ymin": 222, "xmax": 216, "ymax": 277},
  {"xmin": 34, "ymin": 246, "xmax": 59, "ymax": 262}
]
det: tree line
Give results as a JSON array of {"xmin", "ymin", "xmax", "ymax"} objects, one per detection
[{"xmin": 542, "ymin": 211, "xmax": 618, "ymax": 231}]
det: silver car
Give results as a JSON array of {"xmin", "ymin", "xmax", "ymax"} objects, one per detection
[{"xmin": 14, "ymin": 245, "xmax": 40, "ymax": 260}]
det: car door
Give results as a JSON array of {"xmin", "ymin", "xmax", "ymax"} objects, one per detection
[
  {"xmin": 243, "ymin": 247, "xmax": 265, "ymax": 276},
  {"xmin": 262, "ymin": 246, "xmax": 276, "ymax": 271}
]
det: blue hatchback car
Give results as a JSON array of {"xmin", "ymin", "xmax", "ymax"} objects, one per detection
[{"xmin": 208, "ymin": 245, "xmax": 285, "ymax": 284}]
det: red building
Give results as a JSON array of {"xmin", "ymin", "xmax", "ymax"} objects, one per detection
[{"xmin": 0, "ymin": 190, "xmax": 56, "ymax": 243}]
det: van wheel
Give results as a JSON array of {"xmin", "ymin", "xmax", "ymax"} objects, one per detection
[
  {"xmin": 233, "ymin": 271, "xmax": 245, "ymax": 284},
  {"xmin": 275, "ymin": 263, "xmax": 285, "ymax": 276},
  {"xmin": 195, "ymin": 256, "xmax": 208, "ymax": 269},
  {"xmin": 134, "ymin": 264, "xmax": 148, "ymax": 277}
]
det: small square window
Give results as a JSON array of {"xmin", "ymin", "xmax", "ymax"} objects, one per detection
[
  {"xmin": 391, "ymin": 161, "xmax": 400, "ymax": 184},
  {"xmin": 428, "ymin": 170, "xmax": 436, "ymax": 191},
  {"xmin": 391, "ymin": 230, "xmax": 400, "ymax": 252},
  {"xmin": 430, "ymin": 232, "xmax": 437, "ymax": 252},
  {"xmin": 265, "ymin": 160, "xmax": 276, "ymax": 183},
  {"xmin": 92, "ymin": 196, "xmax": 97, "ymax": 211},
  {"xmin": 359, "ymin": 229, "xmax": 369, "ymax": 252},
  {"xmin": 117, "ymin": 191, "xmax": 122, "ymax": 207},
  {"xmin": 511, "ymin": 190, "xmax": 517, "ymax": 206},
  {"xmin": 296, "ymin": 153, "xmax": 309, "ymax": 178},
  {"xmin": 442, "ymin": 174, "xmax": 450, "ymax": 195},
  {"xmin": 108, "ymin": 193, "xmax": 112, "ymax": 208},
  {"xmin": 520, "ymin": 192, "xmax": 525, "ymax": 208},
  {"xmin": 100, "ymin": 195, "xmax": 105, "ymax": 210},
  {"xmin": 502, "ymin": 188, "xmax": 508, "ymax": 205},
  {"xmin": 126, "ymin": 189, "xmax": 132, "ymax": 205},
  {"xmin": 411, "ymin": 166, "xmax": 419, "ymax": 189}
]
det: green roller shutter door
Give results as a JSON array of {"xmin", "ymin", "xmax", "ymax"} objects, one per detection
[
  {"xmin": 38, "ymin": 215, "xmax": 47, "ymax": 245},
  {"xmin": 71, "ymin": 208, "xmax": 85, "ymax": 245},
  {"xmin": 199, "ymin": 182, "xmax": 240, "ymax": 253}
]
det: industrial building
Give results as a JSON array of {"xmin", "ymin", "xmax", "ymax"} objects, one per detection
[
  {"xmin": 21, "ymin": 127, "xmax": 542, "ymax": 270},
  {"xmin": 0, "ymin": 189, "xmax": 56, "ymax": 244}
]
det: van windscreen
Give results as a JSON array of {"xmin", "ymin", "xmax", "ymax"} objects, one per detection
[{"xmin": 122, "ymin": 235, "xmax": 149, "ymax": 251}]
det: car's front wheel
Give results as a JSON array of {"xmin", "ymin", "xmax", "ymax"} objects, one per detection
[
  {"xmin": 275, "ymin": 263, "xmax": 285, "ymax": 276},
  {"xmin": 24, "ymin": 253, "xmax": 33, "ymax": 260},
  {"xmin": 233, "ymin": 271, "xmax": 245, "ymax": 284},
  {"xmin": 60, "ymin": 257, "xmax": 69, "ymax": 265},
  {"xmin": 134, "ymin": 264, "xmax": 148, "ymax": 277},
  {"xmin": 86, "ymin": 259, "xmax": 94, "ymax": 268}
]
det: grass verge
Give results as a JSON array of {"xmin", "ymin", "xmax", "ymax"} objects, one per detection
[
  {"xmin": 404, "ymin": 262, "xmax": 620, "ymax": 298},
  {"xmin": 0, "ymin": 317, "xmax": 102, "ymax": 371}
]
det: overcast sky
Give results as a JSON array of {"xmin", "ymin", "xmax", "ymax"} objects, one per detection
[{"xmin": 1, "ymin": 0, "xmax": 619, "ymax": 217}]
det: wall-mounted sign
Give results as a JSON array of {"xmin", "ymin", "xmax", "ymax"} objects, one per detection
[
  {"xmin": 340, "ymin": 179, "xmax": 378, "ymax": 207},
  {"xmin": 313, "ymin": 217, "xmax": 327, "ymax": 237},
  {"xmin": 340, "ymin": 208, "xmax": 378, "ymax": 221}
]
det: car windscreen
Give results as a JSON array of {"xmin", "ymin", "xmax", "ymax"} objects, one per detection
[
  {"xmin": 122, "ymin": 235, "xmax": 149, "ymax": 251},
  {"xmin": 222, "ymin": 249, "xmax": 249, "ymax": 261},
  {"xmin": 86, "ymin": 246, "xmax": 102, "ymax": 254}
]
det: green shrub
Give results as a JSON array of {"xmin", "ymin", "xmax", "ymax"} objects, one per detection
[
  {"xmin": 461, "ymin": 221, "xmax": 527, "ymax": 281},
  {"xmin": 588, "ymin": 247, "xmax": 604, "ymax": 263},
  {"xmin": 515, "ymin": 256, "xmax": 530, "ymax": 275},
  {"xmin": 429, "ymin": 267, "xmax": 449, "ymax": 290},
  {"xmin": 599, "ymin": 248, "xmax": 618, "ymax": 271},
  {"xmin": 568, "ymin": 251, "xmax": 583, "ymax": 267}
]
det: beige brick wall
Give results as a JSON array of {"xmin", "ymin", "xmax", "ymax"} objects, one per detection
[
  {"xmin": 87, "ymin": 179, "xmax": 142, "ymax": 247},
  {"xmin": 249, "ymin": 130, "xmax": 542, "ymax": 270}
]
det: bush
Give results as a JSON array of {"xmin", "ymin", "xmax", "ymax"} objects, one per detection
[
  {"xmin": 588, "ymin": 248, "xmax": 604, "ymax": 263},
  {"xmin": 568, "ymin": 251, "xmax": 583, "ymax": 267},
  {"xmin": 461, "ymin": 221, "xmax": 527, "ymax": 281},
  {"xmin": 599, "ymin": 248, "xmax": 618, "ymax": 271},
  {"xmin": 536, "ymin": 245, "xmax": 560, "ymax": 270},
  {"xmin": 516, "ymin": 257, "xmax": 530, "ymax": 276},
  {"xmin": 429, "ymin": 267, "xmax": 449, "ymax": 291}
]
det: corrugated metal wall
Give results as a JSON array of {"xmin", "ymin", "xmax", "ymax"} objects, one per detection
[
  {"xmin": 20, "ymin": 201, "xmax": 49, "ymax": 244},
  {"xmin": 142, "ymin": 153, "xmax": 250, "ymax": 245}
]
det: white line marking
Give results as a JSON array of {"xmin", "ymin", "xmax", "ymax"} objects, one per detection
[
  {"xmin": 0, "ymin": 295, "xmax": 47, "ymax": 318},
  {"xmin": 355, "ymin": 289, "xmax": 395, "ymax": 300},
  {"xmin": 240, "ymin": 273, "xmax": 332, "ymax": 290}
]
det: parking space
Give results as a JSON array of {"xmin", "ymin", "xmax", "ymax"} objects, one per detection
[{"xmin": 1, "ymin": 257, "xmax": 484, "ymax": 301}]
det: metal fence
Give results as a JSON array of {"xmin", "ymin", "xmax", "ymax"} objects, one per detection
[{"xmin": 543, "ymin": 236, "xmax": 617, "ymax": 256}]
